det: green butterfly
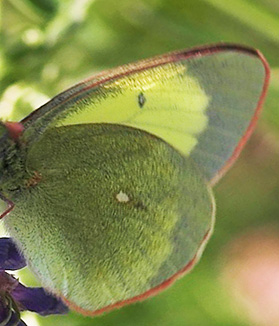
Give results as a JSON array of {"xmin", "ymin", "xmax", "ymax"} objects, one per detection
[{"xmin": 0, "ymin": 44, "xmax": 269, "ymax": 315}]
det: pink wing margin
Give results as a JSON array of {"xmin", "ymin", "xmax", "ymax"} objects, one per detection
[{"xmin": 206, "ymin": 46, "xmax": 270, "ymax": 185}]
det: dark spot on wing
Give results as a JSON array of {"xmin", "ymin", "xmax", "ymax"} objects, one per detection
[
  {"xmin": 133, "ymin": 200, "xmax": 147, "ymax": 211},
  {"xmin": 138, "ymin": 92, "xmax": 146, "ymax": 108}
]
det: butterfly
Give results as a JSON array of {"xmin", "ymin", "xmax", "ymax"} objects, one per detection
[{"xmin": 0, "ymin": 43, "xmax": 269, "ymax": 315}]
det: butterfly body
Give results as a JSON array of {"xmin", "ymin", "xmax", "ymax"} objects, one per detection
[
  {"xmin": 0, "ymin": 133, "xmax": 27, "ymax": 196},
  {"xmin": 0, "ymin": 44, "xmax": 269, "ymax": 315}
]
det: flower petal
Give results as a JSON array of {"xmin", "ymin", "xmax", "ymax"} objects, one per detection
[
  {"xmin": 0, "ymin": 298, "xmax": 12, "ymax": 326},
  {"xmin": 0, "ymin": 238, "xmax": 26, "ymax": 271},
  {"xmin": 11, "ymin": 283, "xmax": 69, "ymax": 316},
  {"xmin": 5, "ymin": 311, "xmax": 26, "ymax": 326}
]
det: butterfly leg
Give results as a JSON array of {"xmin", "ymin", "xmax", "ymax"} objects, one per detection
[{"xmin": 0, "ymin": 194, "xmax": 14, "ymax": 220}]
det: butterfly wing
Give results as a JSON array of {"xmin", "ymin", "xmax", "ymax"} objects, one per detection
[
  {"xmin": 22, "ymin": 43, "xmax": 269, "ymax": 183},
  {"xmin": 5, "ymin": 124, "xmax": 214, "ymax": 314},
  {"xmin": 2, "ymin": 44, "xmax": 269, "ymax": 314}
]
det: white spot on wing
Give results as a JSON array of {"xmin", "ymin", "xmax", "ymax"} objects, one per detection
[{"xmin": 116, "ymin": 191, "xmax": 130, "ymax": 203}]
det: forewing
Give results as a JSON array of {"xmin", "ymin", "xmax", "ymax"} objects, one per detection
[{"xmin": 22, "ymin": 44, "xmax": 269, "ymax": 183}]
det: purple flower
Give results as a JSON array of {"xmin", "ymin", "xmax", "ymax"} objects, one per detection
[{"xmin": 0, "ymin": 238, "xmax": 69, "ymax": 326}]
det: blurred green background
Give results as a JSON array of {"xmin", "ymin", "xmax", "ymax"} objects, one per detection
[{"xmin": 1, "ymin": 0, "xmax": 279, "ymax": 325}]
